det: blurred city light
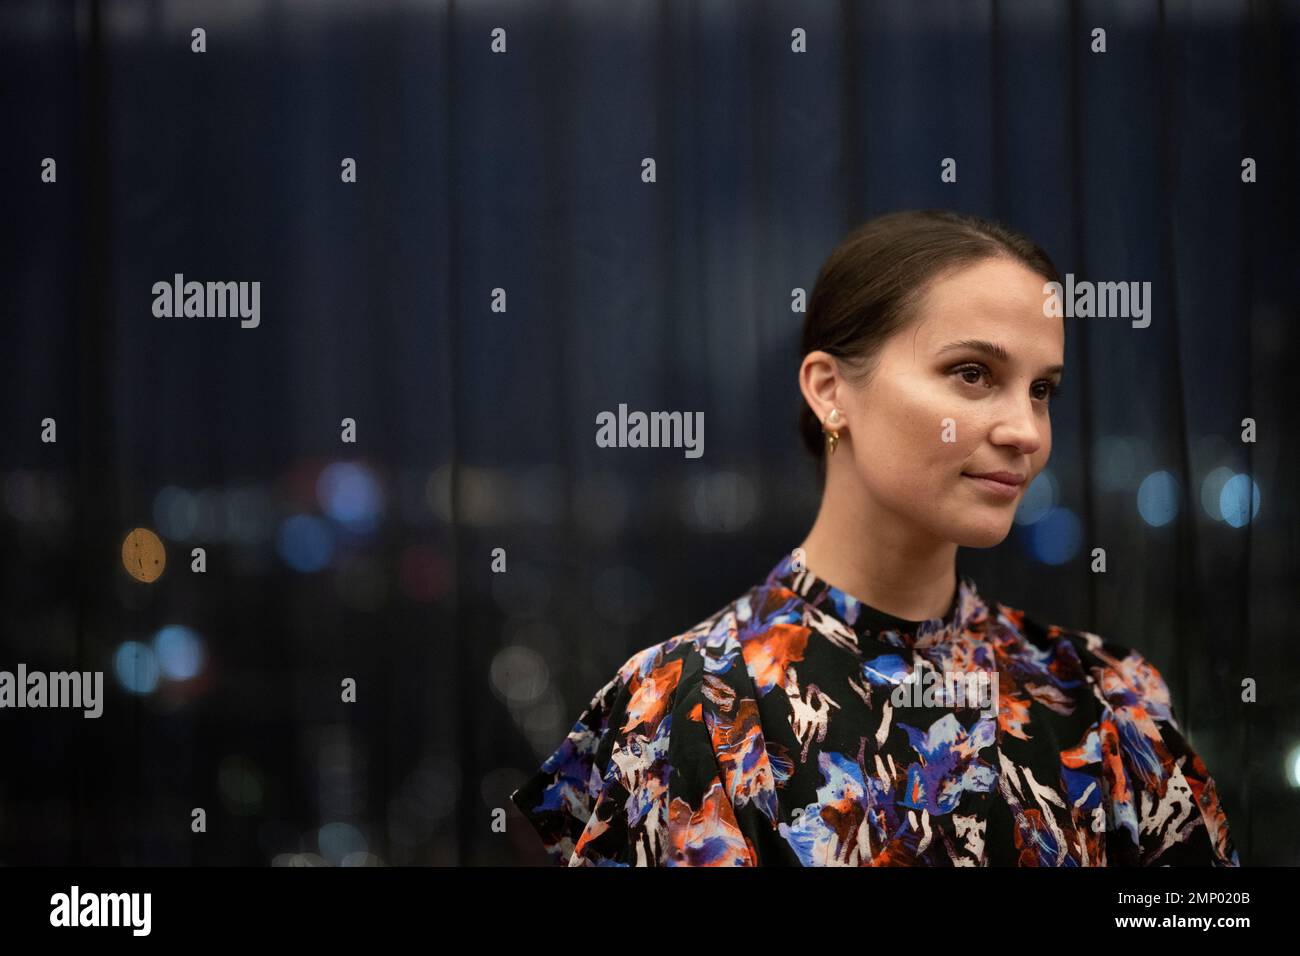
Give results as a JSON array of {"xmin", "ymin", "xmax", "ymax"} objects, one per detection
[
  {"xmin": 275, "ymin": 514, "xmax": 335, "ymax": 572},
  {"xmin": 1137, "ymin": 470, "xmax": 1180, "ymax": 527},
  {"xmin": 153, "ymin": 624, "xmax": 205, "ymax": 681},
  {"xmin": 1200, "ymin": 466, "xmax": 1237, "ymax": 522},
  {"xmin": 317, "ymin": 461, "xmax": 384, "ymax": 535},
  {"xmin": 113, "ymin": 641, "xmax": 160, "ymax": 694},
  {"xmin": 1219, "ymin": 473, "xmax": 1261, "ymax": 528}
]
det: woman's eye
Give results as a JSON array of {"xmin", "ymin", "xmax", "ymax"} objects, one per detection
[{"xmin": 954, "ymin": 365, "xmax": 1059, "ymax": 404}]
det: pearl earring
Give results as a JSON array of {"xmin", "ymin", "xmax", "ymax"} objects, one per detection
[{"xmin": 823, "ymin": 408, "xmax": 843, "ymax": 454}]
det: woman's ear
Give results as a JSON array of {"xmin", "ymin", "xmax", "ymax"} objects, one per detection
[{"xmin": 799, "ymin": 350, "xmax": 842, "ymax": 424}]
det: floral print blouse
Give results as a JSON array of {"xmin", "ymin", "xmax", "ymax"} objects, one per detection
[{"xmin": 509, "ymin": 550, "xmax": 1240, "ymax": 867}]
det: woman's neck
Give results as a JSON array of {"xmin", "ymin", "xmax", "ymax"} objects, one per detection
[{"xmin": 798, "ymin": 467, "xmax": 959, "ymax": 622}]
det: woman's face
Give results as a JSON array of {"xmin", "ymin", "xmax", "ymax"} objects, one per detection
[{"xmin": 817, "ymin": 256, "xmax": 1065, "ymax": 549}]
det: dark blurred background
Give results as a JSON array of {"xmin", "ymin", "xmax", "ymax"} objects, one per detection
[{"xmin": 0, "ymin": 0, "xmax": 1296, "ymax": 865}]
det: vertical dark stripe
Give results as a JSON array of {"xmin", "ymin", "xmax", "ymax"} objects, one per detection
[
  {"xmin": 1238, "ymin": 0, "xmax": 1257, "ymax": 865},
  {"xmin": 71, "ymin": 0, "xmax": 117, "ymax": 864},
  {"xmin": 363, "ymin": 6, "xmax": 399, "ymax": 865},
  {"xmin": 1259, "ymin": 0, "xmax": 1292, "ymax": 862},
  {"xmin": 443, "ymin": 0, "xmax": 467, "ymax": 865},
  {"xmin": 1235, "ymin": 0, "xmax": 1292, "ymax": 866},
  {"xmin": 539, "ymin": 0, "xmax": 576, "ymax": 843},
  {"xmin": 840, "ymin": 0, "xmax": 864, "ymax": 227},
  {"xmin": 750, "ymin": 4, "xmax": 771, "ymax": 480},
  {"xmin": 655, "ymin": 1, "xmax": 682, "ymax": 570},
  {"xmin": 1066, "ymin": 0, "xmax": 1096, "ymax": 632},
  {"xmin": 990, "ymin": 0, "xmax": 1003, "ymax": 216},
  {"xmin": 1155, "ymin": 0, "xmax": 1198, "ymax": 730}
]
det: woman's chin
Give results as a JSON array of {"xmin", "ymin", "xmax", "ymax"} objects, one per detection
[{"xmin": 950, "ymin": 520, "xmax": 1015, "ymax": 549}]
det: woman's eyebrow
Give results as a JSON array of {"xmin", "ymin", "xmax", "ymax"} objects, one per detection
[
  {"xmin": 936, "ymin": 339, "xmax": 1064, "ymax": 377},
  {"xmin": 937, "ymin": 338, "xmax": 1006, "ymax": 361}
]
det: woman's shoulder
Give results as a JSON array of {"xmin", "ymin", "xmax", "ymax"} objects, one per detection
[
  {"xmin": 993, "ymin": 597, "xmax": 1127, "ymax": 657},
  {"xmin": 611, "ymin": 591, "xmax": 745, "ymax": 683},
  {"xmin": 552, "ymin": 583, "xmax": 761, "ymax": 744},
  {"xmin": 998, "ymin": 599, "xmax": 1238, "ymax": 865},
  {"xmin": 508, "ymin": 587, "xmax": 760, "ymax": 865},
  {"xmin": 992, "ymin": 599, "xmax": 1177, "ymax": 714},
  {"xmin": 590, "ymin": 585, "xmax": 770, "ymax": 734}
]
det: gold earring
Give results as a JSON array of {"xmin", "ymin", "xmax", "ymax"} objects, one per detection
[{"xmin": 823, "ymin": 408, "xmax": 842, "ymax": 454}]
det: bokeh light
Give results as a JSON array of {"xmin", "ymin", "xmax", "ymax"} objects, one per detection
[
  {"xmin": 153, "ymin": 486, "xmax": 199, "ymax": 540},
  {"xmin": 2, "ymin": 470, "xmax": 71, "ymax": 525},
  {"xmin": 1027, "ymin": 507, "xmax": 1082, "ymax": 565},
  {"xmin": 684, "ymin": 471, "xmax": 758, "ymax": 531},
  {"xmin": 121, "ymin": 527, "xmax": 166, "ymax": 583},
  {"xmin": 1137, "ymin": 470, "xmax": 1180, "ymax": 527},
  {"xmin": 457, "ymin": 465, "xmax": 511, "ymax": 526},
  {"xmin": 1287, "ymin": 744, "xmax": 1300, "ymax": 789},
  {"xmin": 275, "ymin": 514, "xmax": 335, "ymax": 572},
  {"xmin": 113, "ymin": 641, "xmax": 160, "ymax": 694},
  {"xmin": 153, "ymin": 624, "xmax": 205, "ymax": 680},
  {"xmin": 317, "ymin": 461, "xmax": 384, "ymax": 534},
  {"xmin": 397, "ymin": 544, "xmax": 449, "ymax": 602},
  {"xmin": 1200, "ymin": 466, "xmax": 1237, "ymax": 522},
  {"xmin": 490, "ymin": 646, "xmax": 550, "ymax": 705},
  {"xmin": 1095, "ymin": 435, "xmax": 1148, "ymax": 492},
  {"xmin": 520, "ymin": 696, "xmax": 567, "ymax": 756},
  {"xmin": 1219, "ymin": 473, "xmax": 1261, "ymax": 528},
  {"xmin": 318, "ymin": 821, "xmax": 368, "ymax": 865}
]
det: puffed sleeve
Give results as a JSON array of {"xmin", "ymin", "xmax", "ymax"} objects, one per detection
[
  {"xmin": 1094, "ymin": 645, "xmax": 1240, "ymax": 866},
  {"xmin": 509, "ymin": 641, "xmax": 684, "ymax": 866}
]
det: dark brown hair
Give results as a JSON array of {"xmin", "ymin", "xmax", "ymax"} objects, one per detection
[{"xmin": 798, "ymin": 209, "xmax": 1063, "ymax": 482}]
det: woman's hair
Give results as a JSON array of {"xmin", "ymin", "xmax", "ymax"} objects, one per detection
[{"xmin": 798, "ymin": 209, "xmax": 1063, "ymax": 481}]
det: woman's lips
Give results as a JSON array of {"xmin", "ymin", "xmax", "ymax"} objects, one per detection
[{"xmin": 962, "ymin": 473, "xmax": 1022, "ymax": 500}]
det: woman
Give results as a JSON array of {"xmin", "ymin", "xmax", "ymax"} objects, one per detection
[{"xmin": 509, "ymin": 209, "xmax": 1240, "ymax": 867}]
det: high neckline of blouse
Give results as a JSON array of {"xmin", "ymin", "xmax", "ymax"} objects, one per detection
[{"xmin": 763, "ymin": 549, "xmax": 985, "ymax": 650}]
